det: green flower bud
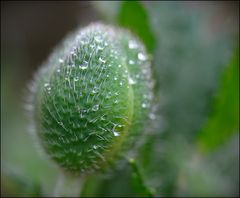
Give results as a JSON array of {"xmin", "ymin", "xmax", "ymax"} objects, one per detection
[{"xmin": 28, "ymin": 23, "xmax": 154, "ymax": 174}]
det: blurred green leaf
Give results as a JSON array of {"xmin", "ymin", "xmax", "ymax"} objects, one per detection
[
  {"xmin": 198, "ymin": 47, "xmax": 239, "ymax": 151},
  {"xmin": 117, "ymin": 1, "xmax": 156, "ymax": 53},
  {"xmin": 137, "ymin": 2, "xmax": 238, "ymax": 196},
  {"xmin": 145, "ymin": 2, "xmax": 236, "ymax": 140}
]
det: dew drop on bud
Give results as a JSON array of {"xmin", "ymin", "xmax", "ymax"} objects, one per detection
[
  {"xmin": 138, "ymin": 52, "xmax": 147, "ymax": 61},
  {"xmin": 128, "ymin": 40, "xmax": 138, "ymax": 49},
  {"xmin": 128, "ymin": 76, "xmax": 136, "ymax": 85},
  {"xmin": 92, "ymin": 104, "xmax": 99, "ymax": 111},
  {"xmin": 79, "ymin": 61, "xmax": 88, "ymax": 70}
]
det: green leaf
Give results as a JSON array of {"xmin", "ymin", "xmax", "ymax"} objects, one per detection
[
  {"xmin": 117, "ymin": 1, "xmax": 156, "ymax": 53},
  {"xmin": 145, "ymin": 2, "xmax": 236, "ymax": 140},
  {"xmin": 198, "ymin": 47, "xmax": 239, "ymax": 151},
  {"xmin": 136, "ymin": 2, "xmax": 238, "ymax": 196}
]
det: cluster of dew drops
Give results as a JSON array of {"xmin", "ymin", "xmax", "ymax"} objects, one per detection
[
  {"xmin": 42, "ymin": 26, "xmax": 155, "ymax": 141},
  {"xmin": 37, "ymin": 25, "xmax": 159, "ymax": 173},
  {"xmin": 127, "ymin": 38, "xmax": 155, "ymax": 117}
]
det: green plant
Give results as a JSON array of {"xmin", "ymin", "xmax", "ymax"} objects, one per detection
[
  {"xmin": 2, "ymin": 2, "xmax": 238, "ymax": 197},
  {"xmin": 28, "ymin": 23, "xmax": 153, "ymax": 196}
]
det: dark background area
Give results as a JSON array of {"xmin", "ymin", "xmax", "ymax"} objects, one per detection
[{"xmin": 1, "ymin": 1, "xmax": 99, "ymax": 98}]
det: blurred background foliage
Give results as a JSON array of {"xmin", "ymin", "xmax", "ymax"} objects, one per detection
[{"xmin": 1, "ymin": 1, "xmax": 239, "ymax": 197}]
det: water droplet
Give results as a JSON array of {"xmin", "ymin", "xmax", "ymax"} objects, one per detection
[
  {"xmin": 142, "ymin": 103, "xmax": 147, "ymax": 108},
  {"xmin": 79, "ymin": 61, "xmax": 88, "ymax": 70},
  {"xmin": 44, "ymin": 83, "xmax": 49, "ymax": 87},
  {"xmin": 129, "ymin": 60, "xmax": 135, "ymax": 65},
  {"xmin": 142, "ymin": 68, "xmax": 148, "ymax": 74},
  {"xmin": 128, "ymin": 40, "xmax": 138, "ymax": 49},
  {"xmin": 97, "ymin": 45, "xmax": 104, "ymax": 51},
  {"xmin": 118, "ymin": 64, "xmax": 122, "ymax": 68},
  {"xmin": 92, "ymin": 104, "xmax": 99, "ymax": 111},
  {"xmin": 119, "ymin": 81, "xmax": 123, "ymax": 86},
  {"xmin": 59, "ymin": 58, "xmax": 64, "ymax": 63},
  {"xmin": 106, "ymin": 92, "xmax": 112, "ymax": 98},
  {"xmin": 80, "ymin": 109, "xmax": 87, "ymax": 118},
  {"xmin": 94, "ymin": 35, "xmax": 102, "ymax": 43},
  {"xmin": 74, "ymin": 77, "xmax": 79, "ymax": 81},
  {"xmin": 114, "ymin": 77, "xmax": 118, "ymax": 81},
  {"xmin": 128, "ymin": 76, "xmax": 136, "ymax": 85},
  {"xmin": 113, "ymin": 131, "xmax": 119, "ymax": 137},
  {"xmin": 99, "ymin": 57, "xmax": 106, "ymax": 63},
  {"xmin": 92, "ymin": 86, "xmax": 99, "ymax": 94},
  {"xmin": 90, "ymin": 44, "xmax": 95, "ymax": 48},
  {"xmin": 138, "ymin": 52, "xmax": 147, "ymax": 61},
  {"xmin": 57, "ymin": 69, "xmax": 61, "ymax": 73},
  {"xmin": 149, "ymin": 113, "xmax": 156, "ymax": 120}
]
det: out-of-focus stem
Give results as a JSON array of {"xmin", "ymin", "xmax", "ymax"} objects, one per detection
[{"xmin": 54, "ymin": 172, "xmax": 85, "ymax": 197}]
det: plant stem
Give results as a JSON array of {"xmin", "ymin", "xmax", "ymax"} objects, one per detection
[{"xmin": 54, "ymin": 172, "xmax": 85, "ymax": 197}]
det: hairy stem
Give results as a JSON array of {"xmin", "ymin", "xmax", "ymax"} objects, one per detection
[{"xmin": 54, "ymin": 172, "xmax": 85, "ymax": 197}]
